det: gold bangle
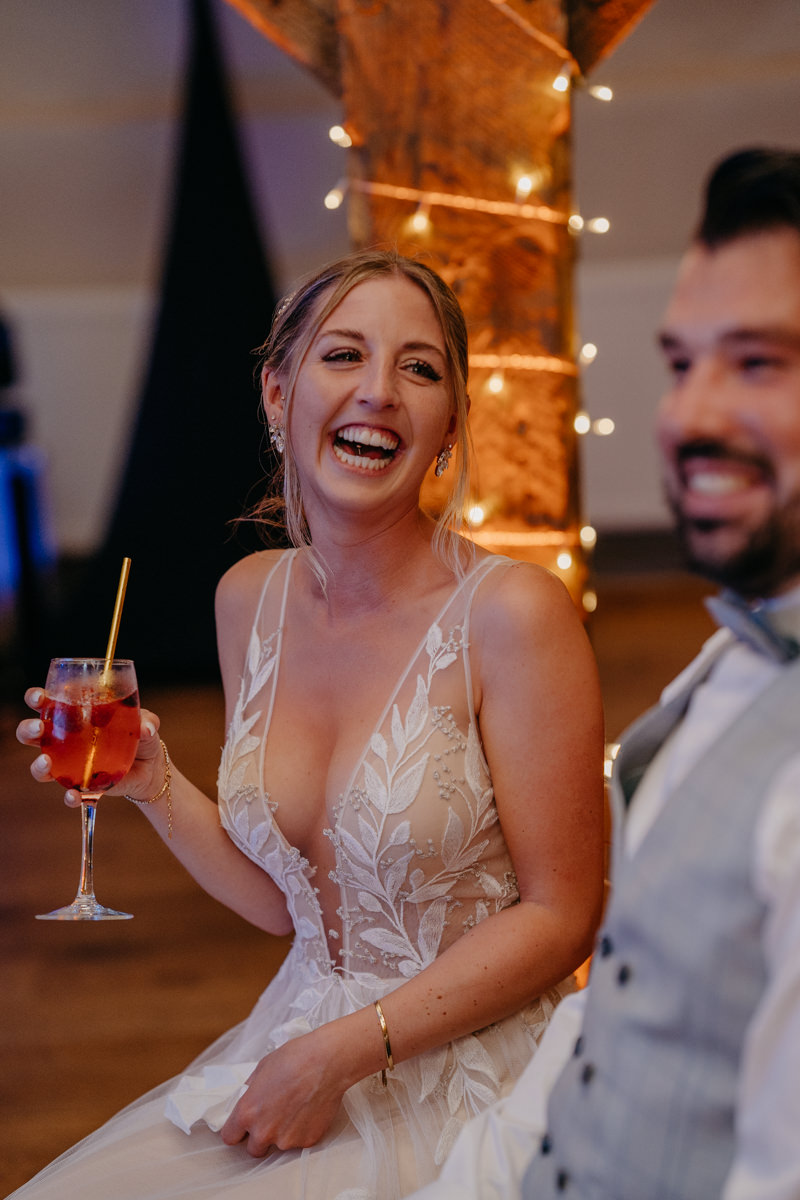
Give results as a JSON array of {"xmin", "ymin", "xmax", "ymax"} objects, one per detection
[
  {"xmin": 374, "ymin": 999, "xmax": 394, "ymax": 1087},
  {"xmin": 125, "ymin": 739, "xmax": 173, "ymax": 839}
]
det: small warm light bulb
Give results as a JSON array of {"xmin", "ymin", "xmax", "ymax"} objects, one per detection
[
  {"xmin": 579, "ymin": 524, "xmax": 598, "ymax": 549},
  {"xmin": 409, "ymin": 205, "xmax": 431, "ymax": 234},
  {"xmin": 587, "ymin": 217, "xmax": 611, "ymax": 234},
  {"xmin": 488, "ymin": 371, "xmax": 505, "ymax": 395},
  {"xmin": 583, "ymin": 589, "xmax": 598, "ymax": 615},
  {"xmin": 579, "ymin": 342, "xmax": 598, "ymax": 364},
  {"xmin": 515, "ymin": 174, "xmax": 534, "ymax": 200},
  {"xmin": 553, "ymin": 70, "xmax": 570, "ymax": 93},
  {"xmin": 556, "ymin": 551, "xmax": 573, "ymax": 571},
  {"xmin": 568, "ymin": 214, "xmax": 585, "ymax": 234},
  {"xmin": 324, "ymin": 186, "xmax": 345, "ymax": 210},
  {"xmin": 593, "ymin": 417, "xmax": 616, "ymax": 436},
  {"xmin": 467, "ymin": 503, "xmax": 487, "ymax": 528},
  {"xmin": 574, "ymin": 412, "xmax": 591, "ymax": 435},
  {"xmin": 588, "ymin": 85, "xmax": 613, "ymax": 102},
  {"xmin": 328, "ymin": 124, "xmax": 352, "ymax": 148}
]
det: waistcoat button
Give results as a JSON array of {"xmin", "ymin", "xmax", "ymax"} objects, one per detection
[
  {"xmin": 618, "ymin": 963, "xmax": 632, "ymax": 985},
  {"xmin": 599, "ymin": 933, "xmax": 614, "ymax": 957},
  {"xmin": 581, "ymin": 1062, "xmax": 595, "ymax": 1085},
  {"xmin": 541, "ymin": 1134, "xmax": 552, "ymax": 1155},
  {"xmin": 573, "ymin": 1036, "xmax": 584, "ymax": 1057},
  {"xmin": 556, "ymin": 1169, "xmax": 570, "ymax": 1190}
]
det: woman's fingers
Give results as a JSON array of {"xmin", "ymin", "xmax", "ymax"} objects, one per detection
[
  {"xmin": 30, "ymin": 751, "xmax": 53, "ymax": 782},
  {"xmin": 17, "ymin": 687, "xmax": 46, "ymax": 748},
  {"xmin": 24, "ymin": 686, "xmax": 44, "ymax": 712},
  {"xmin": 138, "ymin": 711, "xmax": 161, "ymax": 751},
  {"xmin": 16, "ymin": 716, "xmax": 44, "ymax": 747}
]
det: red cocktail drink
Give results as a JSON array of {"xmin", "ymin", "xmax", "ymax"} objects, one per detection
[{"xmin": 41, "ymin": 690, "xmax": 140, "ymax": 792}]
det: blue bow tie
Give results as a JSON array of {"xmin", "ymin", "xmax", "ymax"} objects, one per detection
[{"xmin": 704, "ymin": 591, "xmax": 800, "ymax": 663}]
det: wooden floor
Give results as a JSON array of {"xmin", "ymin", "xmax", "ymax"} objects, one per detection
[{"xmin": 0, "ymin": 570, "xmax": 715, "ymax": 1196}]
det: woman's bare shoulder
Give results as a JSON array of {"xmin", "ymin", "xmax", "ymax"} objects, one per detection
[
  {"xmin": 474, "ymin": 558, "xmax": 578, "ymax": 640},
  {"xmin": 215, "ymin": 549, "xmax": 287, "ymax": 634}
]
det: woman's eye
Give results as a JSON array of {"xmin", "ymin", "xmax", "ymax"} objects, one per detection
[
  {"xmin": 322, "ymin": 348, "xmax": 362, "ymax": 364},
  {"xmin": 406, "ymin": 359, "xmax": 443, "ymax": 382}
]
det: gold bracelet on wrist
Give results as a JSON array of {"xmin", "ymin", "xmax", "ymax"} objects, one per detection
[
  {"xmin": 125, "ymin": 739, "xmax": 173, "ymax": 839},
  {"xmin": 374, "ymin": 999, "xmax": 394, "ymax": 1087}
]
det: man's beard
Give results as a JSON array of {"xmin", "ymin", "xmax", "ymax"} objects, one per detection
[{"xmin": 669, "ymin": 490, "xmax": 800, "ymax": 599}]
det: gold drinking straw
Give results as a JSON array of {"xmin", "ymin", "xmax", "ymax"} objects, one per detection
[
  {"xmin": 103, "ymin": 557, "xmax": 131, "ymax": 677},
  {"xmin": 84, "ymin": 558, "xmax": 132, "ymax": 789}
]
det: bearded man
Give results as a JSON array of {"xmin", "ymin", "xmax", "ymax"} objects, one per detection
[{"xmin": 411, "ymin": 146, "xmax": 800, "ymax": 1200}]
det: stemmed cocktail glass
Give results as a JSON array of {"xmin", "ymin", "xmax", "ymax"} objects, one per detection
[{"xmin": 36, "ymin": 657, "xmax": 140, "ymax": 921}]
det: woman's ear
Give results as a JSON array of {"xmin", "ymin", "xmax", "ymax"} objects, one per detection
[{"xmin": 262, "ymin": 365, "xmax": 285, "ymax": 426}]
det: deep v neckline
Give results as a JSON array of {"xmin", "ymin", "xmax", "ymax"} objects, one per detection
[{"xmin": 260, "ymin": 548, "xmax": 490, "ymax": 825}]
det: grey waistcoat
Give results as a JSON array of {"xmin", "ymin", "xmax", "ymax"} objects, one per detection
[{"xmin": 523, "ymin": 653, "xmax": 800, "ymax": 1200}]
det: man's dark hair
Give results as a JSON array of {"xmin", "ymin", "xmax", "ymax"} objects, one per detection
[{"xmin": 697, "ymin": 147, "xmax": 800, "ymax": 248}]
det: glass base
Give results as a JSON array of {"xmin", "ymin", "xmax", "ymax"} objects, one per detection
[{"xmin": 36, "ymin": 899, "xmax": 133, "ymax": 921}]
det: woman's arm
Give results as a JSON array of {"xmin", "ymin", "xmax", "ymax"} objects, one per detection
[
  {"xmin": 222, "ymin": 562, "xmax": 606, "ymax": 1155},
  {"xmin": 16, "ymin": 551, "xmax": 293, "ymax": 936}
]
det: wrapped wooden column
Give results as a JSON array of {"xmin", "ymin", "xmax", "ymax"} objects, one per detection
[{"xmin": 227, "ymin": 0, "xmax": 654, "ymax": 608}]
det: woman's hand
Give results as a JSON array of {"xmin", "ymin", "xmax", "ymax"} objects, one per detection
[
  {"xmin": 221, "ymin": 1023, "xmax": 362, "ymax": 1157},
  {"xmin": 16, "ymin": 688, "xmax": 165, "ymax": 807}
]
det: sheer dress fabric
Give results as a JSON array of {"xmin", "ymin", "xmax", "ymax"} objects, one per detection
[{"xmin": 11, "ymin": 550, "xmax": 572, "ymax": 1200}]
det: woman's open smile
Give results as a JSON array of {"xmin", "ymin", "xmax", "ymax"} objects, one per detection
[{"xmin": 331, "ymin": 423, "xmax": 402, "ymax": 471}]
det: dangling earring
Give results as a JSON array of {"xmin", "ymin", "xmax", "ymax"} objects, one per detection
[
  {"xmin": 269, "ymin": 422, "xmax": 285, "ymax": 455},
  {"xmin": 268, "ymin": 400, "xmax": 286, "ymax": 456},
  {"xmin": 435, "ymin": 444, "xmax": 452, "ymax": 477}
]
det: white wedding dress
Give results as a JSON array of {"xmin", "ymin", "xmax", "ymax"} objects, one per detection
[{"xmin": 12, "ymin": 550, "xmax": 573, "ymax": 1199}]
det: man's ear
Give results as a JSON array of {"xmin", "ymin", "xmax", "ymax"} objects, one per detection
[{"xmin": 262, "ymin": 365, "xmax": 285, "ymax": 426}]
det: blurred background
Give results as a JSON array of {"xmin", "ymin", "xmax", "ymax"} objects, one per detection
[
  {"xmin": 0, "ymin": 0, "xmax": 798, "ymax": 686},
  {"xmin": 1, "ymin": 0, "xmax": 799, "ymax": 1190}
]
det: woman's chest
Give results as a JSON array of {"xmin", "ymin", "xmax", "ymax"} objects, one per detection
[{"xmin": 244, "ymin": 615, "xmax": 476, "ymax": 852}]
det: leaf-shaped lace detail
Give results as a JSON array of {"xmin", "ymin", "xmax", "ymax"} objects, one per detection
[
  {"xmin": 387, "ymin": 755, "xmax": 429, "ymax": 814},
  {"xmin": 363, "ymin": 762, "xmax": 389, "ymax": 810},
  {"xmin": 405, "ymin": 675, "xmax": 429, "ymax": 744},
  {"xmin": 328, "ymin": 598, "xmax": 519, "ymax": 980},
  {"xmin": 357, "ymin": 815, "xmax": 379, "ymax": 857},
  {"xmin": 426, "ymin": 623, "xmax": 443, "ymax": 658},
  {"xmin": 419, "ymin": 1043, "xmax": 448, "ymax": 1101},
  {"xmin": 441, "ymin": 808, "xmax": 466, "ymax": 869},
  {"xmin": 384, "ymin": 850, "xmax": 415, "ymax": 903},
  {"xmin": 360, "ymin": 927, "xmax": 418, "ymax": 959},
  {"xmin": 370, "ymin": 732, "xmax": 388, "ymax": 763},
  {"xmin": 386, "ymin": 820, "xmax": 411, "ymax": 848},
  {"xmin": 417, "ymin": 896, "xmax": 448, "ymax": 964}
]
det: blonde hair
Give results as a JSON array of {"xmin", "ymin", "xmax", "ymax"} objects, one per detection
[{"xmin": 251, "ymin": 248, "xmax": 473, "ymax": 578}]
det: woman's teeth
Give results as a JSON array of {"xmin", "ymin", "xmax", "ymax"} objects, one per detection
[{"xmin": 333, "ymin": 425, "xmax": 399, "ymax": 470}]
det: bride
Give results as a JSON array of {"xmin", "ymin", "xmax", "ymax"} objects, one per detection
[{"xmin": 15, "ymin": 249, "xmax": 605, "ymax": 1198}]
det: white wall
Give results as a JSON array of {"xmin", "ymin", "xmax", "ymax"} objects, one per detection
[{"xmin": 1, "ymin": 0, "xmax": 799, "ymax": 553}]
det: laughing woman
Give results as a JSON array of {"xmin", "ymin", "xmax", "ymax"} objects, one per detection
[{"xmin": 15, "ymin": 250, "xmax": 605, "ymax": 1199}]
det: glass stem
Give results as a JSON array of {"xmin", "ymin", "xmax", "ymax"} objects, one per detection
[{"xmin": 77, "ymin": 796, "xmax": 102, "ymax": 901}]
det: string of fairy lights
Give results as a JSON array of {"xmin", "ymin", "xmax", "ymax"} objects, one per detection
[{"xmin": 319, "ymin": 66, "xmax": 616, "ymax": 614}]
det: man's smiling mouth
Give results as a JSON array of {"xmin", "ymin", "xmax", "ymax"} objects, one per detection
[
  {"xmin": 332, "ymin": 424, "xmax": 401, "ymax": 471},
  {"xmin": 676, "ymin": 443, "xmax": 773, "ymax": 502}
]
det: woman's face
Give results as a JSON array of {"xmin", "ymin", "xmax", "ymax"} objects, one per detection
[{"xmin": 269, "ymin": 274, "xmax": 456, "ymax": 530}]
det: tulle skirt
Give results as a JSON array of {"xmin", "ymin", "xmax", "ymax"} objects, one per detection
[{"xmin": 9, "ymin": 943, "xmax": 572, "ymax": 1199}]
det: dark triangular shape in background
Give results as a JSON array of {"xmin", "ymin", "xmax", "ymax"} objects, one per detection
[{"xmin": 58, "ymin": 0, "xmax": 280, "ymax": 685}]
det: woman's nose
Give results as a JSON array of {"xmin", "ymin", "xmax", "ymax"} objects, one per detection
[{"xmin": 356, "ymin": 359, "xmax": 397, "ymax": 409}]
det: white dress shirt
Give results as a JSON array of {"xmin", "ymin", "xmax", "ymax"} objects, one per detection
[{"xmin": 411, "ymin": 585, "xmax": 800, "ymax": 1200}]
